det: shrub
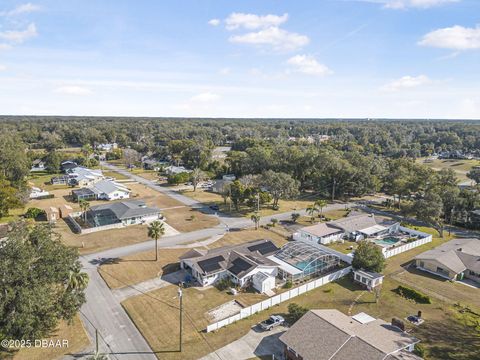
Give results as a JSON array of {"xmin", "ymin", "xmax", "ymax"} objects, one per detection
[
  {"xmin": 24, "ymin": 207, "xmax": 45, "ymax": 219},
  {"xmin": 167, "ymin": 172, "xmax": 190, "ymax": 185},
  {"xmin": 414, "ymin": 344, "xmax": 426, "ymax": 358},
  {"xmin": 270, "ymin": 218, "xmax": 278, "ymax": 227},
  {"xmin": 283, "ymin": 281, "xmax": 293, "ymax": 289},
  {"xmin": 394, "ymin": 286, "xmax": 431, "ymax": 304},
  {"xmin": 215, "ymin": 278, "xmax": 234, "ymax": 291},
  {"xmin": 287, "ymin": 303, "xmax": 309, "ymax": 324}
]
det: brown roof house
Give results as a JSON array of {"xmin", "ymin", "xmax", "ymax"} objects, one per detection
[
  {"xmin": 415, "ymin": 238, "xmax": 480, "ymax": 284},
  {"xmin": 279, "ymin": 309, "xmax": 421, "ymax": 360}
]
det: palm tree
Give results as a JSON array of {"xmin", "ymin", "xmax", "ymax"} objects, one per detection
[
  {"xmin": 315, "ymin": 199, "xmax": 328, "ymax": 220},
  {"xmin": 291, "ymin": 212, "xmax": 300, "ymax": 223},
  {"xmin": 79, "ymin": 199, "xmax": 90, "ymax": 223},
  {"xmin": 67, "ymin": 266, "xmax": 89, "ymax": 292},
  {"xmin": 250, "ymin": 213, "xmax": 260, "ymax": 230},
  {"xmin": 148, "ymin": 220, "xmax": 165, "ymax": 261},
  {"xmin": 306, "ymin": 206, "xmax": 318, "ymax": 223}
]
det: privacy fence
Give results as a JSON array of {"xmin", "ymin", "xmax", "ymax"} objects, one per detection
[
  {"xmin": 383, "ymin": 227, "xmax": 432, "ymax": 259},
  {"xmin": 206, "ymin": 266, "xmax": 352, "ymax": 333}
]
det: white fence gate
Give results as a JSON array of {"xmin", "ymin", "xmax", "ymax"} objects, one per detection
[{"xmin": 206, "ymin": 266, "xmax": 352, "ymax": 333}]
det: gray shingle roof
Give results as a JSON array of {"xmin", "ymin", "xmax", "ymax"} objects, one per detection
[
  {"xmin": 89, "ymin": 200, "xmax": 160, "ymax": 221},
  {"xmin": 279, "ymin": 310, "xmax": 419, "ymax": 360},
  {"xmin": 330, "ymin": 214, "xmax": 378, "ymax": 233},
  {"xmin": 182, "ymin": 239, "xmax": 279, "ymax": 278},
  {"xmin": 92, "ymin": 179, "xmax": 130, "ymax": 195},
  {"xmin": 415, "ymin": 238, "xmax": 480, "ymax": 274}
]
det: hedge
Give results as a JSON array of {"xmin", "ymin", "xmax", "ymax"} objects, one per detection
[{"xmin": 394, "ymin": 285, "xmax": 431, "ymax": 304}]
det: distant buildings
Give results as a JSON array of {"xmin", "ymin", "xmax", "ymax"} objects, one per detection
[
  {"xmin": 96, "ymin": 143, "xmax": 118, "ymax": 151},
  {"xmin": 29, "ymin": 187, "xmax": 50, "ymax": 199},
  {"xmin": 30, "ymin": 159, "xmax": 45, "ymax": 172},
  {"xmin": 165, "ymin": 165, "xmax": 191, "ymax": 175}
]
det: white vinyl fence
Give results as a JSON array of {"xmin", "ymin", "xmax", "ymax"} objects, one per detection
[
  {"xmin": 206, "ymin": 266, "xmax": 352, "ymax": 333},
  {"xmin": 383, "ymin": 227, "xmax": 432, "ymax": 258}
]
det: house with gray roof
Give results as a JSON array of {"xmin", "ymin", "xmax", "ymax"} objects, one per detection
[
  {"xmin": 86, "ymin": 200, "xmax": 161, "ymax": 227},
  {"xmin": 415, "ymin": 238, "xmax": 480, "ymax": 284},
  {"xmin": 294, "ymin": 214, "xmax": 396, "ymax": 244},
  {"xmin": 71, "ymin": 180, "xmax": 130, "ymax": 201},
  {"xmin": 180, "ymin": 239, "xmax": 280, "ymax": 291},
  {"xmin": 279, "ymin": 309, "xmax": 421, "ymax": 360}
]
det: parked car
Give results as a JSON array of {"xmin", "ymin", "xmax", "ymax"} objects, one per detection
[
  {"xmin": 209, "ymin": 204, "xmax": 219, "ymax": 211},
  {"xmin": 260, "ymin": 315, "xmax": 285, "ymax": 331}
]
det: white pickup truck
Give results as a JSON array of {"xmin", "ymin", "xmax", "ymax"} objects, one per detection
[{"xmin": 259, "ymin": 315, "xmax": 285, "ymax": 331}]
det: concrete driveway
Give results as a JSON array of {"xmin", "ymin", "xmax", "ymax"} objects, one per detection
[{"xmin": 200, "ymin": 325, "xmax": 286, "ymax": 360}]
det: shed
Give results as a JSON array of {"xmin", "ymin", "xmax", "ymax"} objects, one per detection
[
  {"xmin": 353, "ymin": 269, "xmax": 384, "ymax": 290},
  {"xmin": 45, "ymin": 207, "xmax": 60, "ymax": 223},
  {"xmin": 252, "ymin": 271, "xmax": 276, "ymax": 293}
]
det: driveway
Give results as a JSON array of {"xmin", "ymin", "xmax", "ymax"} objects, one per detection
[{"xmin": 200, "ymin": 325, "xmax": 286, "ymax": 360}]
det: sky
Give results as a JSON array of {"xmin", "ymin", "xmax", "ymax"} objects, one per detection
[{"xmin": 0, "ymin": 0, "xmax": 479, "ymax": 119}]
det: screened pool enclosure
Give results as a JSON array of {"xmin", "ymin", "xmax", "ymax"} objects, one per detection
[{"xmin": 274, "ymin": 241, "xmax": 341, "ymax": 281}]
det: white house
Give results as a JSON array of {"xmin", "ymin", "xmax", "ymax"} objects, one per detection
[
  {"xmin": 31, "ymin": 159, "xmax": 45, "ymax": 172},
  {"xmin": 165, "ymin": 165, "xmax": 191, "ymax": 175},
  {"xmin": 294, "ymin": 222, "xmax": 344, "ymax": 245},
  {"xmin": 96, "ymin": 143, "xmax": 118, "ymax": 151},
  {"xmin": 180, "ymin": 240, "xmax": 280, "ymax": 289},
  {"xmin": 92, "ymin": 180, "xmax": 131, "ymax": 201},
  {"xmin": 29, "ymin": 187, "xmax": 50, "ymax": 199}
]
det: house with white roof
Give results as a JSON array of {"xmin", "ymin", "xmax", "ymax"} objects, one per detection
[
  {"xmin": 67, "ymin": 167, "xmax": 105, "ymax": 187},
  {"xmin": 71, "ymin": 179, "xmax": 130, "ymax": 201},
  {"xmin": 294, "ymin": 214, "xmax": 397, "ymax": 245}
]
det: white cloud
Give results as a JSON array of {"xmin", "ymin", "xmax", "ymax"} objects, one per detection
[
  {"xmin": 384, "ymin": 0, "xmax": 458, "ymax": 9},
  {"xmin": 419, "ymin": 25, "xmax": 480, "ymax": 50},
  {"xmin": 225, "ymin": 13, "xmax": 288, "ymax": 30},
  {"xmin": 230, "ymin": 27, "xmax": 309, "ymax": 52},
  {"xmin": 54, "ymin": 86, "xmax": 93, "ymax": 95},
  {"xmin": 0, "ymin": 64, "xmax": 6, "ymax": 71},
  {"xmin": 190, "ymin": 92, "xmax": 220, "ymax": 102},
  {"xmin": 219, "ymin": 67, "xmax": 231, "ymax": 75},
  {"xmin": 286, "ymin": 55, "xmax": 332, "ymax": 76},
  {"xmin": 208, "ymin": 18, "xmax": 220, "ymax": 26},
  {"xmin": 1, "ymin": 3, "xmax": 40, "ymax": 16},
  {"xmin": 0, "ymin": 43, "xmax": 12, "ymax": 50},
  {"xmin": 0, "ymin": 23, "xmax": 37, "ymax": 44},
  {"xmin": 382, "ymin": 75, "xmax": 431, "ymax": 91},
  {"xmin": 356, "ymin": 0, "xmax": 458, "ymax": 9}
]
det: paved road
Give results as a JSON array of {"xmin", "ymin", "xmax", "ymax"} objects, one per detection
[{"xmin": 76, "ymin": 164, "xmax": 352, "ymax": 359}]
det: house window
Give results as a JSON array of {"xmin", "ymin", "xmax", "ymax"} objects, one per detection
[
  {"xmin": 419, "ymin": 261, "xmax": 425, "ymax": 268},
  {"xmin": 355, "ymin": 274, "xmax": 361, "ymax": 281},
  {"xmin": 361, "ymin": 277, "xmax": 367, "ymax": 284}
]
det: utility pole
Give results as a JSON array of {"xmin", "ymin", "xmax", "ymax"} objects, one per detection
[
  {"xmin": 256, "ymin": 192, "xmax": 260, "ymax": 213},
  {"xmin": 229, "ymin": 184, "xmax": 232, "ymax": 212},
  {"xmin": 178, "ymin": 287, "xmax": 183, "ymax": 352},
  {"xmin": 332, "ymin": 178, "xmax": 336, "ymax": 202}
]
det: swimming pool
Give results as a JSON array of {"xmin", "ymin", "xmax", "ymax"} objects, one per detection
[{"xmin": 375, "ymin": 237, "xmax": 400, "ymax": 246}]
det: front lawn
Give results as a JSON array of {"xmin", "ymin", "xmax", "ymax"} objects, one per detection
[{"xmin": 99, "ymin": 228, "xmax": 289, "ymax": 290}]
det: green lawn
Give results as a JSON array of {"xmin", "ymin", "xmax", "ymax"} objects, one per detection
[{"xmin": 416, "ymin": 157, "xmax": 479, "ymax": 181}]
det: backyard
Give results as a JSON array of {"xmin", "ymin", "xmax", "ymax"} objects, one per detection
[{"xmin": 120, "ymin": 225, "xmax": 479, "ymax": 360}]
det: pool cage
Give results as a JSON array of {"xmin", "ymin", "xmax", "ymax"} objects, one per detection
[{"xmin": 275, "ymin": 241, "xmax": 341, "ymax": 281}]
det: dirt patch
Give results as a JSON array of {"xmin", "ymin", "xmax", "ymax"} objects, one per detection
[{"xmin": 207, "ymin": 300, "xmax": 243, "ymax": 322}]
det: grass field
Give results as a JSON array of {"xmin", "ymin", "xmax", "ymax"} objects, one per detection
[
  {"xmin": 11, "ymin": 315, "xmax": 90, "ymax": 360},
  {"xmin": 99, "ymin": 228, "xmax": 288, "ymax": 289},
  {"xmin": 102, "ymin": 170, "xmax": 129, "ymax": 180},
  {"xmin": 416, "ymin": 157, "xmax": 479, "ymax": 181},
  {"xmin": 181, "ymin": 189, "xmax": 321, "ymax": 217},
  {"xmin": 121, "ymin": 226, "xmax": 479, "ymax": 360}
]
